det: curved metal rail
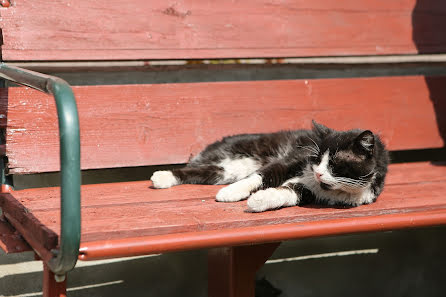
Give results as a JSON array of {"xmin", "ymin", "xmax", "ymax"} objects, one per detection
[{"xmin": 0, "ymin": 63, "xmax": 81, "ymax": 277}]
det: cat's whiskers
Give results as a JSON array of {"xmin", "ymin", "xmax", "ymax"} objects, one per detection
[
  {"xmin": 336, "ymin": 177, "xmax": 367, "ymax": 184},
  {"xmin": 336, "ymin": 179, "xmax": 368, "ymax": 186},
  {"xmin": 306, "ymin": 137, "xmax": 320, "ymax": 153},
  {"xmin": 297, "ymin": 145, "xmax": 319, "ymax": 156},
  {"xmin": 334, "ymin": 177, "xmax": 369, "ymax": 189},
  {"xmin": 339, "ymin": 183, "xmax": 367, "ymax": 189},
  {"xmin": 359, "ymin": 170, "xmax": 375, "ymax": 180},
  {"xmin": 338, "ymin": 184, "xmax": 363, "ymax": 192}
]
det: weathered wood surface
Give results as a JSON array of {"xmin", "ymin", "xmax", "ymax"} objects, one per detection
[
  {"xmin": 1, "ymin": 162, "xmax": 445, "ymax": 254},
  {"xmin": 1, "ymin": 0, "xmax": 445, "ymax": 61},
  {"xmin": 2, "ymin": 76, "xmax": 444, "ymax": 174},
  {"xmin": 0, "ymin": 217, "xmax": 31, "ymax": 253}
]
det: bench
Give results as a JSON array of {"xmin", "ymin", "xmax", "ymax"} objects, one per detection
[{"xmin": 0, "ymin": 1, "xmax": 445, "ymax": 296}]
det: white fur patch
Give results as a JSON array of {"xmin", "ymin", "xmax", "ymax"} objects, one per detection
[
  {"xmin": 247, "ymin": 188, "xmax": 298, "ymax": 212},
  {"xmin": 150, "ymin": 171, "xmax": 179, "ymax": 189},
  {"xmin": 357, "ymin": 188, "xmax": 376, "ymax": 205},
  {"xmin": 218, "ymin": 157, "xmax": 261, "ymax": 184},
  {"xmin": 313, "ymin": 150, "xmax": 333, "ymax": 182},
  {"xmin": 216, "ymin": 173, "xmax": 262, "ymax": 202}
]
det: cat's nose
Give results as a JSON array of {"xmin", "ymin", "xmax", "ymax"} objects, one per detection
[{"xmin": 315, "ymin": 172, "xmax": 323, "ymax": 180}]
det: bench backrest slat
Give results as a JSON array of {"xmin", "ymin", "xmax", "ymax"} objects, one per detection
[
  {"xmin": 1, "ymin": 0, "xmax": 446, "ymax": 61},
  {"xmin": 2, "ymin": 75, "xmax": 444, "ymax": 174}
]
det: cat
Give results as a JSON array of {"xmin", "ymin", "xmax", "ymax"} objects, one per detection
[{"xmin": 150, "ymin": 121, "xmax": 389, "ymax": 212}]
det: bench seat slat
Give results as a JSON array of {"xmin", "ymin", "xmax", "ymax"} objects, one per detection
[
  {"xmin": 2, "ymin": 0, "xmax": 445, "ymax": 61},
  {"xmin": 1, "ymin": 162, "xmax": 445, "ymax": 258},
  {"xmin": 9, "ymin": 161, "xmax": 446, "ymax": 211},
  {"xmin": 79, "ymin": 209, "xmax": 446, "ymax": 261},
  {"xmin": 3, "ymin": 76, "xmax": 445, "ymax": 174},
  {"xmin": 23, "ymin": 180, "xmax": 446, "ymax": 242}
]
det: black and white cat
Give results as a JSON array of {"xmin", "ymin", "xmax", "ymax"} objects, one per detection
[{"xmin": 150, "ymin": 121, "xmax": 389, "ymax": 212}]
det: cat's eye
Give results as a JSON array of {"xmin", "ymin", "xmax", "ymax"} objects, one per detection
[{"xmin": 309, "ymin": 155, "xmax": 320, "ymax": 162}]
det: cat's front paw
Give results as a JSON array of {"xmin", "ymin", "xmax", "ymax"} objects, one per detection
[
  {"xmin": 216, "ymin": 174, "xmax": 263, "ymax": 202},
  {"xmin": 150, "ymin": 171, "xmax": 179, "ymax": 189},
  {"xmin": 247, "ymin": 189, "xmax": 275, "ymax": 212},
  {"xmin": 247, "ymin": 188, "xmax": 298, "ymax": 212},
  {"xmin": 216, "ymin": 184, "xmax": 251, "ymax": 202}
]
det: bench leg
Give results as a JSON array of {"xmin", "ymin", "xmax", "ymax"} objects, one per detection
[
  {"xmin": 43, "ymin": 263, "xmax": 67, "ymax": 297},
  {"xmin": 208, "ymin": 242, "xmax": 280, "ymax": 297}
]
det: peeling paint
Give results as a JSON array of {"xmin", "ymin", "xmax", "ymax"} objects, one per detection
[
  {"xmin": 8, "ymin": 128, "xmax": 26, "ymax": 133},
  {"xmin": 162, "ymin": 6, "xmax": 191, "ymax": 18},
  {"xmin": 305, "ymin": 80, "xmax": 313, "ymax": 95}
]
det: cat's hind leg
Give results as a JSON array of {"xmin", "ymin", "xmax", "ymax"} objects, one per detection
[
  {"xmin": 151, "ymin": 165, "xmax": 223, "ymax": 189},
  {"xmin": 247, "ymin": 178, "xmax": 303, "ymax": 212}
]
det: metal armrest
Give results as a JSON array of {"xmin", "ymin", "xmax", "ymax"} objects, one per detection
[{"xmin": 0, "ymin": 63, "xmax": 81, "ymax": 277}]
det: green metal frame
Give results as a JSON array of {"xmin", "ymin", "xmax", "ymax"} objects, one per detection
[{"xmin": 0, "ymin": 63, "xmax": 81, "ymax": 276}]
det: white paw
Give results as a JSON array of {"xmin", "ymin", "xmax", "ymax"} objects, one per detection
[
  {"xmin": 150, "ymin": 171, "xmax": 179, "ymax": 189},
  {"xmin": 216, "ymin": 183, "xmax": 251, "ymax": 202},
  {"xmin": 216, "ymin": 174, "xmax": 262, "ymax": 202},
  {"xmin": 247, "ymin": 188, "xmax": 298, "ymax": 212},
  {"xmin": 247, "ymin": 189, "xmax": 275, "ymax": 212}
]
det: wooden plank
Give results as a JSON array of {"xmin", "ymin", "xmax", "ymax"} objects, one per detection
[
  {"xmin": 0, "ymin": 194, "xmax": 58, "ymax": 252},
  {"xmin": 2, "ymin": 162, "xmax": 445, "ymax": 249},
  {"xmin": 1, "ymin": 0, "xmax": 445, "ymax": 61},
  {"xmin": 79, "ymin": 208, "xmax": 446, "ymax": 260},
  {"xmin": 2, "ymin": 76, "xmax": 444, "ymax": 174},
  {"xmin": 36, "ymin": 181, "xmax": 446, "ymax": 243}
]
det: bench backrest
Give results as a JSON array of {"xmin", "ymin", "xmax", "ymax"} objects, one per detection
[
  {"xmin": 1, "ymin": 77, "xmax": 445, "ymax": 174},
  {"xmin": 2, "ymin": 0, "xmax": 446, "ymax": 61},
  {"xmin": 0, "ymin": 1, "xmax": 445, "ymax": 175}
]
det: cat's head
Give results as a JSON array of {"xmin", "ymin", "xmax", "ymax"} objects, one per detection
[{"xmin": 308, "ymin": 121, "xmax": 384, "ymax": 193}]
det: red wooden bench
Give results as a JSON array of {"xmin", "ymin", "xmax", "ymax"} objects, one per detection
[{"xmin": 0, "ymin": 1, "xmax": 445, "ymax": 296}]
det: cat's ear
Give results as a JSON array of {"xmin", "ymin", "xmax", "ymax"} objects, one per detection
[
  {"xmin": 312, "ymin": 120, "xmax": 331, "ymax": 136},
  {"xmin": 355, "ymin": 130, "xmax": 375, "ymax": 155}
]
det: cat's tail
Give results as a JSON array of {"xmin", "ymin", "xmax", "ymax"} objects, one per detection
[{"xmin": 151, "ymin": 165, "xmax": 225, "ymax": 188}]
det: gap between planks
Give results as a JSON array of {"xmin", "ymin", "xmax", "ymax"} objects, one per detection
[{"xmin": 6, "ymin": 54, "xmax": 446, "ymax": 71}]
